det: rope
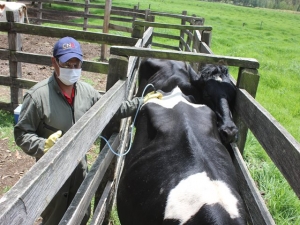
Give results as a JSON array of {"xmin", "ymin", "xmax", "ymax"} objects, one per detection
[{"xmin": 100, "ymin": 83, "xmax": 155, "ymax": 157}]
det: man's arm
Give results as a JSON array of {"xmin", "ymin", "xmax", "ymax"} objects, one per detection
[
  {"xmin": 114, "ymin": 97, "xmax": 143, "ymax": 120},
  {"xmin": 14, "ymin": 94, "xmax": 46, "ymax": 159},
  {"xmin": 113, "ymin": 92, "xmax": 163, "ymax": 120}
]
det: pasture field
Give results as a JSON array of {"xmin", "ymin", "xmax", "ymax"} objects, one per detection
[{"xmin": 0, "ymin": 0, "xmax": 299, "ymax": 224}]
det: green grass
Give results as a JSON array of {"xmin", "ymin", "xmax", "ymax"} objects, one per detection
[
  {"xmin": 1, "ymin": 186, "xmax": 11, "ymax": 196},
  {"xmin": 0, "ymin": 110, "xmax": 19, "ymax": 152}
]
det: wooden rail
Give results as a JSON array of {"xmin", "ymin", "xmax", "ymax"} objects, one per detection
[{"xmin": 109, "ymin": 46, "xmax": 259, "ymax": 69}]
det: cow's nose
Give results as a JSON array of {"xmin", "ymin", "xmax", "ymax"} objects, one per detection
[{"xmin": 219, "ymin": 126, "xmax": 238, "ymax": 144}]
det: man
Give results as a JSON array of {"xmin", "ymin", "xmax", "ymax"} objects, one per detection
[{"xmin": 14, "ymin": 36, "xmax": 161, "ymax": 225}]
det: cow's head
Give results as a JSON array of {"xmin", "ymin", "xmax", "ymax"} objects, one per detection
[{"xmin": 191, "ymin": 64, "xmax": 238, "ymax": 144}]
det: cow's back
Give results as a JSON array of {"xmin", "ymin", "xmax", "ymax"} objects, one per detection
[{"xmin": 117, "ymin": 87, "xmax": 246, "ymax": 225}]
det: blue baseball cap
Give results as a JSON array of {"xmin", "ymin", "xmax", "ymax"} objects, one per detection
[{"xmin": 53, "ymin": 37, "xmax": 83, "ymax": 63}]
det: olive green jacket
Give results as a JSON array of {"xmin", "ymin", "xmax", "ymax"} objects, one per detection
[{"xmin": 14, "ymin": 74, "xmax": 142, "ymax": 159}]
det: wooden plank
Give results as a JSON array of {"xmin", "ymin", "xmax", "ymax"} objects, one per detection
[
  {"xmin": 184, "ymin": 29, "xmax": 193, "ymax": 39},
  {"xmin": 12, "ymin": 52, "xmax": 51, "ymax": 66},
  {"xmin": 89, "ymin": 181, "xmax": 114, "ymax": 225},
  {"xmin": 150, "ymin": 11, "xmax": 204, "ymax": 21},
  {"xmin": 133, "ymin": 20, "xmax": 212, "ymax": 31},
  {"xmin": 5, "ymin": 23, "xmax": 138, "ymax": 46},
  {"xmin": 153, "ymin": 32, "xmax": 180, "ymax": 40},
  {"xmin": 0, "ymin": 76, "xmax": 37, "ymax": 89},
  {"xmin": 59, "ymin": 134, "xmax": 119, "ymax": 225},
  {"xmin": 101, "ymin": 0, "xmax": 112, "ymax": 61},
  {"xmin": 0, "ymin": 49, "xmax": 10, "ymax": 60},
  {"xmin": 23, "ymin": 0, "xmax": 105, "ymax": 9},
  {"xmin": 110, "ymin": 46, "xmax": 260, "ymax": 69},
  {"xmin": 109, "ymin": 16, "xmax": 132, "ymax": 23},
  {"xmin": 109, "ymin": 23, "xmax": 133, "ymax": 33},
  {"xmin": 83, "ymin": 0, "xmax": 90, "ymax": 31},
  {"xmin": 29, "ymin": 11, "xmax": 104, "ymax": 20},
  {"xmin": 36, "ymin": 8, "xmax": 89, "ymax": 17},
  {"xmin": 179, "ymin": 11, "xmax": 187, "ymax": 50},
  {"xmin": 142, "ymin": 27, "xmax": 153, "ymax": 48},
  {"xmin": 82, "ymin": 61, "xmax": 109, "ymax": 74},
  {"xmin": 0, "ymin": 22, "xmax": 10, "ymax": 32},
  {"xmin": 13, "ymin": 78, "xmax": 37, "ymax": 89},
  {"xmin": 235, "ymin": 88, "xmax": 300, "ymax": 198},
  {"xmin": 180, "ymin": 36, "xmax": 191, "ymax": 52},
  {"xmin": 200, "ymin": 42, "xmax": 213, "ymax": 54},
  {"xmin": 0, "ymin": 80, "xmax": 127, "ymax": 225},
  {"xmin": 151, "ymin": 43, "xmax": 179, "ymax": 50},
  {"xmin": 234, "ymin": 68, "xmax": 260, "ymax": 153},
  {"xmin": 8, "ymin": 52, "xmax": 109, "ymax": 73},
  {"xmin": 202, "ymin": 30, "xmax": 212, "ymax": 47},
  {"xmin": 106, "ymin": 56, "xmax": 128, "ymax": 91},
  {"xmin": 112, "ymin": 5, "xmax": 143, "ymax": 12},
  {"xmin": 111, "ymin": 9, "xmax": 145, "ymax": 19},
  {"xmin": 30, "ymin": 18, "xmax": 103, "ymax": 29},
  {"xmin": 231, "ymin": 143, "xmax": 276, "ymax": 225},
  {"xmin": 7, "ymin": 11, "xmax": 23, "ymax": 110},
  {"xmin": 37, "ymin": 2, "xmax": 42, "ymax": 25},
  {"xmin": 0, "ymin": 75, "xmax": 12, "ymax": 86}
]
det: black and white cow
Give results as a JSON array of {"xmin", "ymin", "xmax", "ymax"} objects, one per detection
[
  {"xmin": 137, "ymin": 58, "xmax": 238, "ymax": 144},
  {"xmin": 117, "ymin": 87, "xmax": 246, "ymax": 225}
]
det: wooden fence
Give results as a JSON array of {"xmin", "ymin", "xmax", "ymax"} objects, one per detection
[
  {"xmin": 19, "ymin": 0, "xmax": 206, "ymax": 58},
  {"xmin": 0, "ymin": 5, "xmax": 299, "ymax": 225}
]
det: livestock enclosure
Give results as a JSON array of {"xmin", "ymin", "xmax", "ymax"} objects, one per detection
[{"xmin": 0, "ymin": 3, "xmax": 299, "ymax": 225}]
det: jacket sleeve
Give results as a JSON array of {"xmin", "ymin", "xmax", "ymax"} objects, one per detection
[
  {"xmin": 14, "ymin": 94, "xmax": 45, "ymax": 159},
  {"xmin": 113, "ymin": 97, "xmax": 144, "ymax": 120}
]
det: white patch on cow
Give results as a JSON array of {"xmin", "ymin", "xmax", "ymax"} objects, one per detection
[
  {"xmin": 144, "ymin": 86, "xmax": 204, "ymax": 109},
  {"xmin": 216, "ymin": 75, "xmax": 222, "ymax": 82},
  {"xmin": 164, "ymin": 172, "xmax": 240, "ymax": 224}
]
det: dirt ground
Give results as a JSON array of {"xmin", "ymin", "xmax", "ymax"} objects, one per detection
[{"xmin": 0, "ymin": 4, "xmax": 108, "ymax": 198}]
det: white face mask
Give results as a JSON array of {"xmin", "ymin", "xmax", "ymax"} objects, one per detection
[{"xmin": 58, "ymin": 67, "xmax": 81, "ymax": 86}]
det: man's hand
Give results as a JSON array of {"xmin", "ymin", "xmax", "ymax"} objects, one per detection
[
  {"xmin": 44, "ymin": 130, "xmax": 62, "ymax": 153},
  {"xmin": 143, "ymin": 91, "xmax": 163, "ymax": 103}
]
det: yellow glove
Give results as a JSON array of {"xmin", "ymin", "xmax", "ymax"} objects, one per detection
[
  {"xmin": 143, "ymin": 91, "xmax": 163, "ymax": 103},
  {"xmin": 44, "ymin": 130, "xmax": 62, "ymax": 153}
]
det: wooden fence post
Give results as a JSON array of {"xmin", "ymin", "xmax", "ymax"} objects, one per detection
[
  {"xmin": 7, "ymin": 11, "xmax": 23, "ymax": 112},
  {"xmin": 202, "ymin": 30, "xmax": 212, "ymax": 47},
  {"xmin": 101, "ymin": 0, "xmax": 112, "ymax": 61},
  {"xmin": 83, "ymin": 0, "xmax": 90, "ymax": 31},
  {"xmin": 132, "ymin": 5, "xmax": 138, "ymax": 21},
  {"xmin": 234, "ymin": 68, "xmax": 260, "ymax": 153},
  {"xmin": 37, "ymin": 1, "xmax": 43, "ymax": 25},
  {"xmin": 132, "ymin": 24, "xmax": 144, "ymax": 39},
  {"xmin": 179, "ymin": 11, "xmax": 187, "ymax": 51}
]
